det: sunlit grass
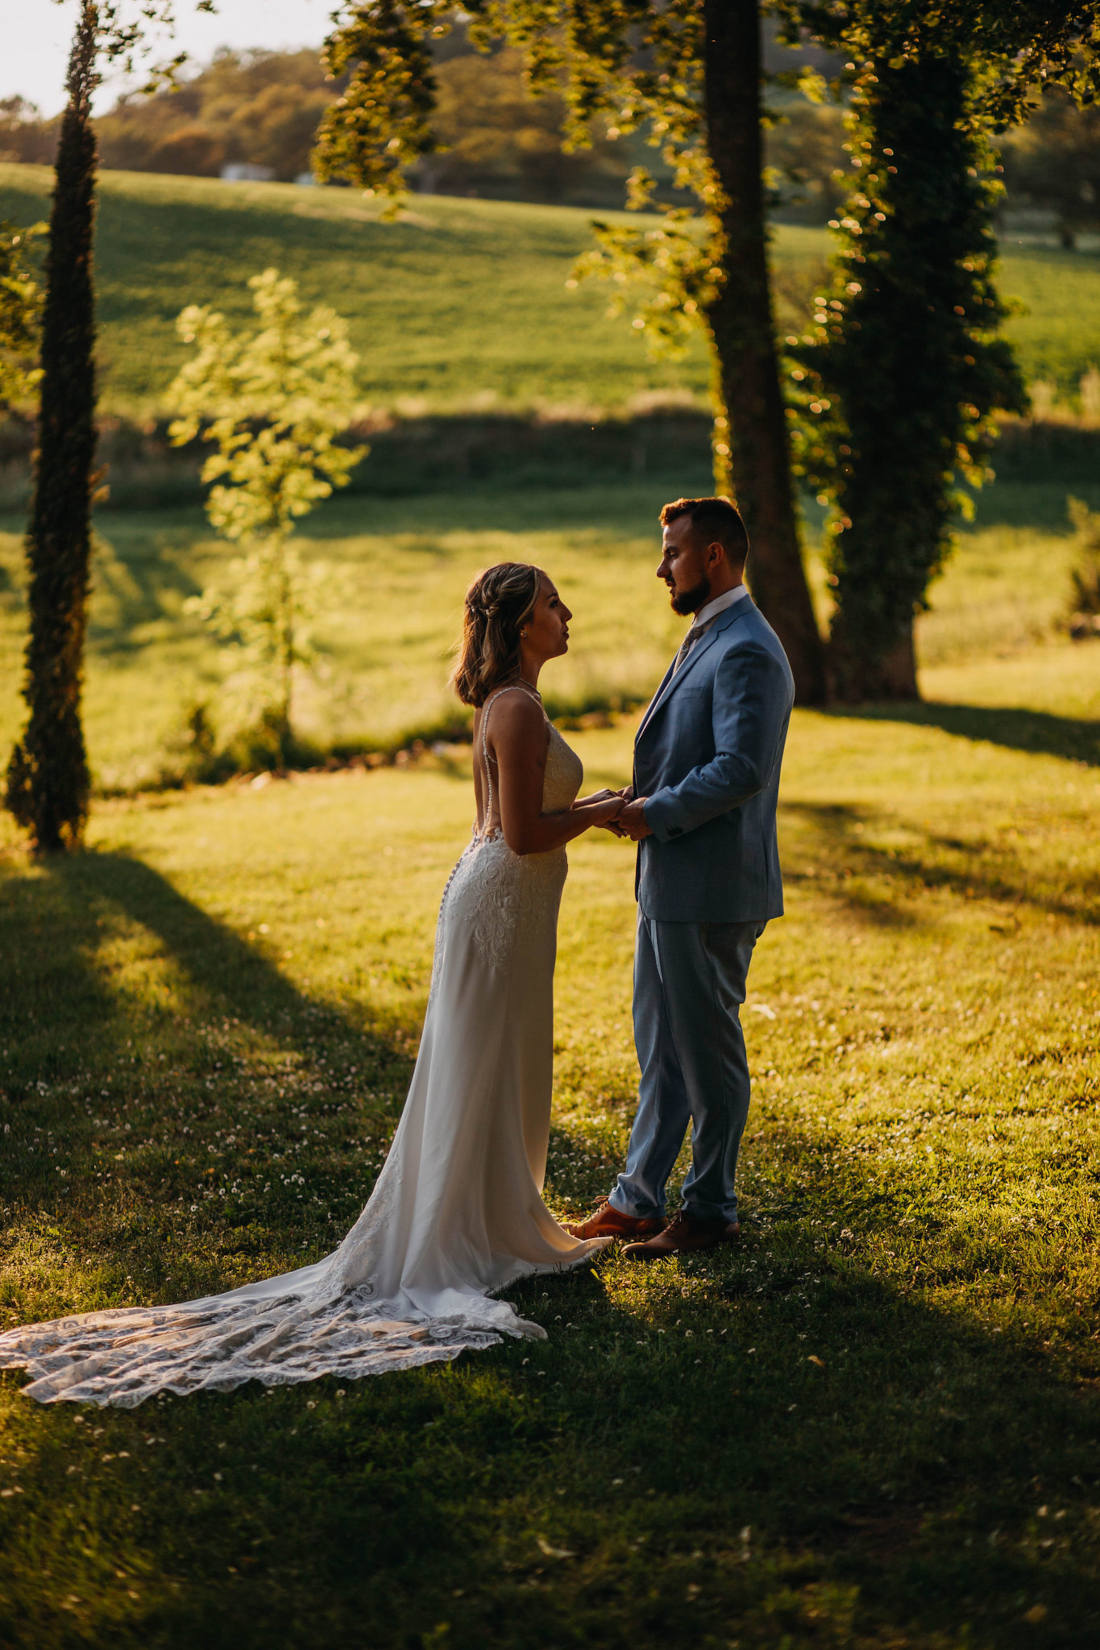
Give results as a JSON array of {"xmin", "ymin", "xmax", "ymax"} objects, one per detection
[
  {"xmin": 2, "ymin": 475, "xmax": 1097, "ymax": 794},
  {"xmin": 1, "ymin": 640, "xmax": 1098, "ymax": 1646},
  {"xmin": 0, "ymin": 165, "xmax": 1097, "ymax": 417}
]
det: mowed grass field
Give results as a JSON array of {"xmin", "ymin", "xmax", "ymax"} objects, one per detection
[
  {"xmin": 1, "ymin": 159, "xmax": 1099, "ymax": 1648},
  {"xmin": 1, "ymin": 643, "xmax": 1097, "ymax": 1647},
  {"xmin": 1, "ymin": 164, "xmax": 1099, "ymax": 415},
  {"xmin": 3, "ymin": 474, "xmax": 1100, "ymax": 792}
]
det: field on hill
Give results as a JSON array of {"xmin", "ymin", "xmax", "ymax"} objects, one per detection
[
  {"xmin": 1, "ymin": 636, "xmax": 1098, "ymax": 1647},
  {"xmin": 1, "ymin": 164, "xmax": 1099, "ymax": 417}
]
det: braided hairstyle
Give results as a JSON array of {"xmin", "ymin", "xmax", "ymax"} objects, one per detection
[{"xmin": 452, "ymin": 562, "xmax": 541, "ymax": 707}]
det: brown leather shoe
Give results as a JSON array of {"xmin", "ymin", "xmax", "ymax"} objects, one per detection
[
  {"xmin": 565, "ymin": 1199, "xmax": 665, "ymax": 1241},
  {"xmin": 621, "ymin": 1210, "xmax": 740, "ymax": 1260}
]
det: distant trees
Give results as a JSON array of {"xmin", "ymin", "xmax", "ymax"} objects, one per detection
[
  {"xmin": 417, "ymin": 44, "xmax": 628, "ymax": 203},
  {"xmin": 0, "ymin": 97, "xmax": 59, "ymax": 165},
  {"xmin": 94, "ymin": 48, "xmax": 336, "ymax": 181},
  {"xmin": 1000, "ymin": 90, "xmax": 1100, "ymax": 250}
]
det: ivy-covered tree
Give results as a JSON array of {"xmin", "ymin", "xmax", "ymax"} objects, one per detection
[
  {"xmin": 786, "ymin": 0, "xmax": 1100, "ymax": 698},
  {"xmin": 4, "ymin": 0, "xmax": 213, "ymax": 854},
  {"xmin": 316, "ymin": 0, "xmax": 828, "ymax": 706},
  {"xmin": 4, "ymin": 5, "xmax": 99, "ymax": 852},
  {"xmin": 789, "ymin": 54, "xmax": 1026, "ymax": 699}
]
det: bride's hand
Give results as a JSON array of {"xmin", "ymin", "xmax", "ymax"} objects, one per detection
[
  {"xmin": 573, "ymin": 788, "xmax": 616, "ymax": 809},
  {"xmin": 592, "ymin": 794, "xmax": 626, "ymax": 831}
]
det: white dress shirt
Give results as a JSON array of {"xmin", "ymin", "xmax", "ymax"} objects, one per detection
[{"xmin": 689, "ymin": 583, "xmax": 749, "ymax": 632}]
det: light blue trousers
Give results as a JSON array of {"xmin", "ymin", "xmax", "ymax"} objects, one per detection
[{"xmin": 611, "ymin": 914, "xmax": 765, "ymax": 1225}]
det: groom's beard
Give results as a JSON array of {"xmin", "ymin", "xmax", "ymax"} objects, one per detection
[{"xmin": 669, "ymin": 577, "xmax": 709, "ymax": 616}]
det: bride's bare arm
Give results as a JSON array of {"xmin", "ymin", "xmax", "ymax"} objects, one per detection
[{"xmin": 490, "ymin": 693, "xmax": 624, "ymax": 854}]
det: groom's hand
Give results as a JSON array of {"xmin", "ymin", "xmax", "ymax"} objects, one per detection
[
  {"xmin": 619, "ymin": 797, "xmax": 652, "ymax": 841},
  {"xmin": 597, "ymin": 785, "xmax": 635, "ymax": 837}
]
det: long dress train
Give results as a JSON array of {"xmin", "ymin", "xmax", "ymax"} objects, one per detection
[{"xmin": 0, "ymin": 687, "xmax": 607, "ymax": 1405}]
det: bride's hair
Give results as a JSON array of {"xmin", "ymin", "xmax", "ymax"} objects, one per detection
[{"xmin": 452, "ymin": 562, "xmax": 541, "ymax": 706}]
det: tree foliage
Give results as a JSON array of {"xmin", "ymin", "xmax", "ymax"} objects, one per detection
[
  {"xmin": 779, "ymin": 0, "xmax": 1099, "ymax": 697},
  {"xmin": 317, "ymin": 0, "xmax": 828, "ymax": 706},
  {"xmin": 168, "ymin": 269, "xmax": 365, "ymax": 765},
  {"xmin": 4, "ymin": 0, "xmax": 216, "ymax": 853},
  {"xmin": 4, "ymin": 5, "xmax": 99, "ymax": 852},
  {"xmin": 790, "ymin": 53, "xmax": 1027, "ymax": 698},
  {"xmin": 0, "ymin": 220, "xmax": 44, "ymax": 412}
]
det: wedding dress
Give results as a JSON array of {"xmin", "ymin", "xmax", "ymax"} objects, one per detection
[{"xmin": 0, "ymin": 686, "xmax": 608, "ymax": 1406}]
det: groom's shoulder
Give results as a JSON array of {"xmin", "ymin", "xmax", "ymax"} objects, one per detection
[
  {"xmin": 720, "ymin": 599, "xmax": 783, "ymax": 656},
  {"xmin": 718, "ymin": 602, "xmax": 796, "ymax": 684}
]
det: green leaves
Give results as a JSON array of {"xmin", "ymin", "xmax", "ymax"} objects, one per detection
[
  {"xmin": 0, "ymin": 220, "xmax": 44, "ymax": 412},
  {"xmin": 167, "ymin": 268, "xmax": 366, "ymax": 761}
]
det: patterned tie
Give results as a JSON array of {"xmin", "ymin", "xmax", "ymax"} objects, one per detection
[{"xmin": 672, "ymin": 615, "xmax": 716, "ymax": 674}]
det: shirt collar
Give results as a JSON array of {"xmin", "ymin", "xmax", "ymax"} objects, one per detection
[{"xmin": 690, "ymin": 584, "xmax": 749, "ymax": 630}]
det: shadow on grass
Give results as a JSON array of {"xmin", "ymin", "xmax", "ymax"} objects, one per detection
[
  {"xmin": 781, "ymin": 799, "xmax": 1097, "ymax": 927},
  {"xmin": 1, "ymin": 850, "xmax": 1098, "ymax": 1647},
  {"xmin": 830, "ymin": 699, "xmax": 1099, "ymax": 768},
  {"xmin": 87, "ymin": 522, "xmax": 206, "ymax": 644},
  {"xmin": 2, "ymin": 1106, "xmax": 1098, "ymax": 1648},
  {"xmin": 0, "ymin": 849, "xmax": 417, "ymax": 1255}
]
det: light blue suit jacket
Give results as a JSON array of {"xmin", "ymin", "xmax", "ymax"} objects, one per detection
[{"xmin": 634, "ymin": 595, "xmax": 795, "ymax": 924}]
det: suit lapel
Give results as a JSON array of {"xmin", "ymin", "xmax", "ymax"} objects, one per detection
[{"xmin": 636, "ymin": 598, "xmax": 754, "ymax": 743}]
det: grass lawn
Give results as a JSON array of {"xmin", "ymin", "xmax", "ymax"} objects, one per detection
[
  {"xmin": 1, "ymin": 626, "xmax": 1098, "ymax": 1647},
  {"xmin": 0, "ymin": 166, "xmax": 1098, "ymax": 418},
  {"xmin": 2, "ymin": 474, "xmax": 1098, "ymax": 793}
]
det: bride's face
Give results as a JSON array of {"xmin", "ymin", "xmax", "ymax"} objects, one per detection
[{"xmin": 522, "ymin": 573, "xmax": 572, "ymax": 662}]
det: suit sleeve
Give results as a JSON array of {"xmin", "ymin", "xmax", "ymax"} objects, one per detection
[{"xmin": 642, "ymin": 643, "xmax": 792, "ymax": 842}]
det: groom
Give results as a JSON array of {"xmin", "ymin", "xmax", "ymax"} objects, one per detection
[{"xmin": 569, "ymin": 496, "xmax": 795, "ymax": 1258}]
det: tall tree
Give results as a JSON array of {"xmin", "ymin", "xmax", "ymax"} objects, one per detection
[
  {"xmin": 316, "ymin": 0, "xmax": 828, "ymax": 705},
  {"xmin": 4, "ymin": 4, "xmax": 99, "ymax": 852},
  {"xmin": 790, "ymin": 52, "xmax": 1026, "ymax": 699},
  {"xmin": 4, "ymin": 0, "xmax": 212, "ymax": 853},
  {"xmin": 786, "ymin": 0, "xmax": 1100, "ymax": 698}
]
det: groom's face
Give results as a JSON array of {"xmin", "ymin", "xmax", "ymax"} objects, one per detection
[{"xmin": 658, "ymin": 515, "xmax": 711, "ymax": 616}]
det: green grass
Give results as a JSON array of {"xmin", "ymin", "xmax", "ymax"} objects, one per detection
[
  {"xmin": 1, "ymin": 633, "xmax": 1098, "ymax": 1648},
  {"xmin": 2, "ymin": 474, "xmax": 1098, "ymax": 793},
  {"xmin": 1, "ymin": 165, "xmax": 1098, "ymax": 418},
  {"xmin": 1, "ymin": 160, "xmax": 1099, "ymax": 1648}
]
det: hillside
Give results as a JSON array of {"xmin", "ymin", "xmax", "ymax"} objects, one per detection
[{"xmin": 2, "ymin": 164, "xmax": 1098, "ymax": 417}]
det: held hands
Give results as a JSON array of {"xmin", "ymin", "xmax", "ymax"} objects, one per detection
[
  {"xmin": 593, "ymin": 784, "xmax": 651, "ymax": 841},
  {"xmin": 618, "ymin": 797, "xmax": 652, "ymax": 840},
  {"xmin": 573, "ymin": 788, "xmax": 627, "ymax": 829}
]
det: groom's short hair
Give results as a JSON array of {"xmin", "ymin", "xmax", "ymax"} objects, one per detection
[{"xmin": 661, "ymin": 496, "xmax": 749, "ymax": 567}]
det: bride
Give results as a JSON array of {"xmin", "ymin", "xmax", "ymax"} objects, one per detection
[{"xmin": 0, "ymin": 563, "xmax": 625, "ymax": 1406}]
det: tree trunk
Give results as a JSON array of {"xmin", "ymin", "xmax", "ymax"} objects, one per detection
[
  {"xmin": 701, "ymin": 0, "xmax": 826, "ymax": 705},
  {"xmin": 828, "ymin": 614, "xmax": 919, "ymax": 702},
  {"xmin": 4, "ymin": 2, "xmax": 98, "ymax": 852}
]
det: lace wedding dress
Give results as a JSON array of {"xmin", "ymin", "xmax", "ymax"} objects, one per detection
[{"xmin": 0, "ymin": 686, "xmax": 608, "ymax": 1406}]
